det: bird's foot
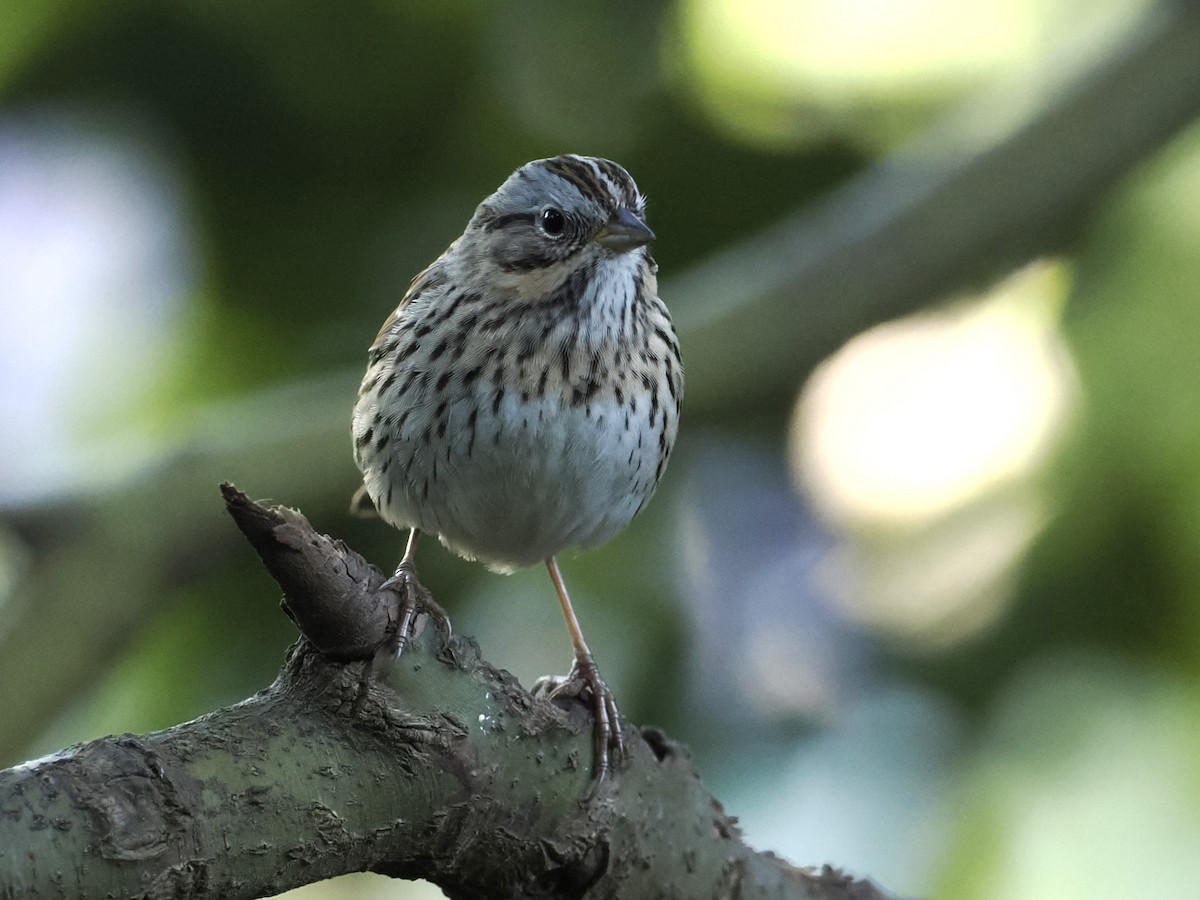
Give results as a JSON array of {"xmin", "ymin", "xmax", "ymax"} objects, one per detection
[
  {"xmin": 370, "ymin": 564, "xmax": 452, "ymax": 678},
  {"xmin": 533, "ymin": 654, "xmax": 624, "ymax": 788}
]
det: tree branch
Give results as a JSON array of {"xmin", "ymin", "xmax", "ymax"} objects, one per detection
[{"xmin": 0, "ymin": 485, "xmax": 894, "ymax": 900}]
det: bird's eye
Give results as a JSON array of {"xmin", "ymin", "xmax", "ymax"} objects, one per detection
[{"xmin": 538, "ymin": 207, "xmax": 566, "ymax": 237}]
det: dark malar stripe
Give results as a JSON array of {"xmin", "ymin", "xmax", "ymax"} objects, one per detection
[
  {"xmin": 498, "ymin": 250, "xmax": 561, "ymax": 273},
  {"xmin": 533, "ymin": 261, "xmax": 593, "ymax": 312}
]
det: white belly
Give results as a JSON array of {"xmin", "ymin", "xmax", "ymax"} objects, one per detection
[{"xmin": 361, "ymin": 387, "xmax": 663, "ymax": 571}]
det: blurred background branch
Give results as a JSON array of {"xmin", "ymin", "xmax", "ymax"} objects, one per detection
[{"xmin": 676, "ymin": 1, "xmax": 1200, "ymax": 414}]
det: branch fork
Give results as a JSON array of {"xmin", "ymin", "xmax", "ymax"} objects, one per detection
[{"xmin": 0, "ymin": 484, "xmax": 894, "ymax": 900}]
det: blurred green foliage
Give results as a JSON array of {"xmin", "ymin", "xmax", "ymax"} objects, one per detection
[{"xmin": 3, "ymin": 1, "xmax": 1200, "ymax": 898}]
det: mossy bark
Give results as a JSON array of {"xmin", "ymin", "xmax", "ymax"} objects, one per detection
[{"xmin": 0, "ymin": 486, "xmax": 893, "ymax": 900}]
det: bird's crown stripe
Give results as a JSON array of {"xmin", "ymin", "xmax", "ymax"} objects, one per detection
[{"xmin": 543, "ymin": 156, "xmax": 617, "ymax": 207}]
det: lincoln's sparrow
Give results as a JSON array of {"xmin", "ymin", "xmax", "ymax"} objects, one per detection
[{"xmin": 352, "ymin": 155, "xmax": 682, "ymax": 782}]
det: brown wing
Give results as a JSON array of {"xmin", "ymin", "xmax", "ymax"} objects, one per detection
[
  {"xmin": 349, "ymin": 482, "xmax": 378, "ymax": 518},
  {"xmin": 366, "ymin": 254, "xmax": 451, "ymax": 362}
]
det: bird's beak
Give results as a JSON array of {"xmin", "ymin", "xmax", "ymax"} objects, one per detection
[{"xmin": 594, "ymin": 207, "xmax": 655, "ymax": 252}]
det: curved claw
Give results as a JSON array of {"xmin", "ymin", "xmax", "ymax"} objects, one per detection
[
  {"xmin": 372, "ymin": 564, "xmax": 452, "ymax": 678},
  {"xmin": 533, "ymin": 655, "xmax": 624, "ymax": 787}
]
